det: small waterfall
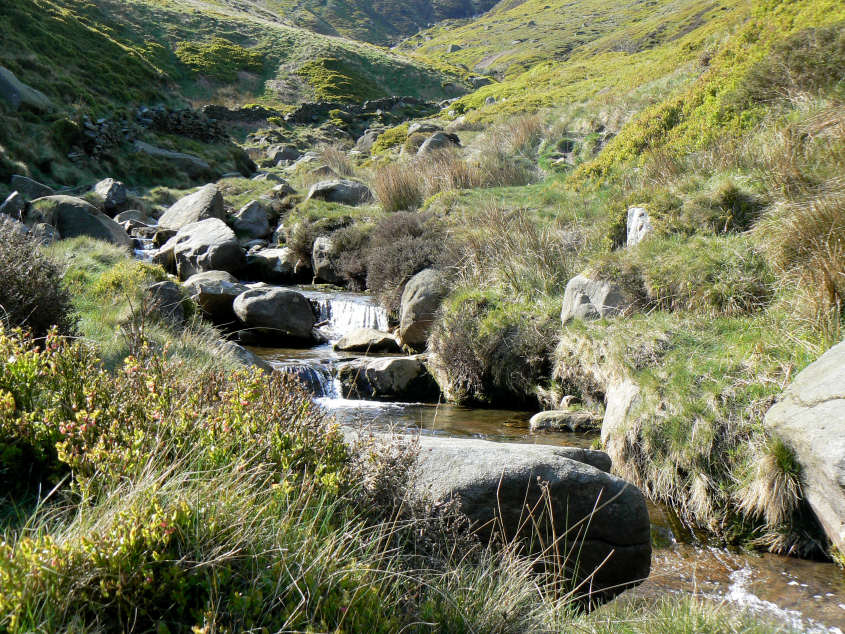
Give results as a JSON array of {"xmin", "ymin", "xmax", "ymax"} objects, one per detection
[
  {"xmin": 274, "ymin": 361, "xmax": 338, "ymax": 398},
  {"xmin": 306, "ymin": 293, "xmax": 389, "ymax": 339}
]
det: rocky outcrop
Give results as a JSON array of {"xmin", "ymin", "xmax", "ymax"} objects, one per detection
[
  {"xmin": 417, "ymin": 132, "xmax": 461, "ymax": 155},
  {"xmin": 356, "ymin": 130, "xmax": 382, "ymax": 153},
  {"xmin": 764, "ymin": 341, "xmax": 845, "ymax": 554},
  {"xmin": 626, "ymin": 206, "xmax": 652, "ymax": 247},
  {"xmin": 0, "ymin": 66, "xmax": 52, "ymax": 112},
  {"xmin": 561, "ymin": 275, "xmax": 630, "ymax": 324},
  {"xmin": 158, "ymin": 184, "xmax": 225, "ymax": 231},
  {"xmin": 10, "ymin": 175, "xmax": 54, "ymax": 201},
  {"xmin": 399, "ymin": 268, "xmax": 447, "ymax": 348},
  {"xmin": 408, "ymin": 122, "xmax": 442, "ymax": 136},
  {"xmin": 311, "ymin": 236, "xmax": 343, "ymax": 285},
  {"xmin": 601, "ymin": 381, "xmax": 642, "ymax": 467},
  {"xmin": 334, "ymin": 328, "xmax": 401, "ymax": 353},
  {"xmin": 26, "ymin": 196, "xmax": 131, "ymax": 247},
  {"xmin": 182, "ymin": 271, "xmax": 247, "ymax": 322},
  {"xmin": 233, "ymin": 287, "xmax": 316, "ymax": 342},
  {"xmin": 266, "ymin": 144, "xmax": 301, "ymax": 163},
  {"xmin": 157, "ymin": 218, "xmax": 244, "ymax": 280},
  {"xmin": 530, "ymin": 410, "xmax": 601, "ymax": 432},
  {"xmin": 134, "ymin": 141, "xmax": 212, "ymax": 178},
  {"xmin": 336, "ymin": 356, "xmax": 439, "ymax": 401},
  {"xmin": 410, "ymin": 435, "xmax": 651, "ymax": 600},
  {"xmin": 306, "ymin": 179, "xmax": 373, "ymax": 206}
]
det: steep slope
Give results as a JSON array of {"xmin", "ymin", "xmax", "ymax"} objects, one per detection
[
  {"xmin": 0, "ymin": 0, "xmax": 464, "ymax": 188},
  {"xmin": 242, "ymin": 0, "xmax": 500, "ymax": 45}
]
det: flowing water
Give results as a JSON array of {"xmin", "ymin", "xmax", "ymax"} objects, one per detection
[{"xmin": 249, "ymin": 287, "xmax": 845, "ymax": 632}]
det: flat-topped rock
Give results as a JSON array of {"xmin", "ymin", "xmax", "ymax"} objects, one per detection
[
  {"xmin": 530, "ymin": 409, "xmax": 601, "ymax": 432},
  {"xmin": 334, "ymin": 328, "xmax": 401, "ymax": 353},
  {"xmin": 336, "ymin": 356, "xmax": 439, "ymax": 401}
]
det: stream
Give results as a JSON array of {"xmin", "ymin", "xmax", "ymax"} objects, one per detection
[{"xmin": 247, "ymin": 287, "xmax": 845, "ymax": 632}]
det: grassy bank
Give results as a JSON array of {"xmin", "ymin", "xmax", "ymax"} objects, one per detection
[{"xmin": 0, "ymin": 230, "xmax": 793, "ymax": 631}]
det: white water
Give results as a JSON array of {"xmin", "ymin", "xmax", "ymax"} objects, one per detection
[{"xmin": 300, "ymin": 290, "xmax": 389, "ymax": 341}]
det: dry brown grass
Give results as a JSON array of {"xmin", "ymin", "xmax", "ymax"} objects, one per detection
[
  {"xmin": 318, "ymin": 143, "xmax": 354, "ymax": 177},
  {"xmin": 372, "ymin": 161, "xmax": 424, "ymax": 212}
]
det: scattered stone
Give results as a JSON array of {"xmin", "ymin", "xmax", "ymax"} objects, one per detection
[
  {"xmin": 407, "ymin": 122, "xmax": 442, "ymax": 136},
  {"xmin": 410, "ymin": 435, "xmax": 650, "ymax": 600},
  {"xmin": 146, "ymin": 280, "xmax": 185, "ymax": 325},
  {"xmin": 268, "ymin": 181, "xmax": 297, "ymax": 199},
  {"xmin": 0, "ymin": 191, "xmax": 25, "ymax": 219},
  {"xmin": 560, "ymin": 274, "xmax": 630, "ymax": 324},
  {"xmin": 158, "ymin": 218, "xmax": 244, "ymax": 279},
  {"xmin": 159, "ymin": 184, "xmax": 225, "ymax": 231},
  {"xmin": 266, "ymin": 144, "xmax": 301, "ymax": 163},
  {"xmin": 626, "ymin": 206, "xmax": 652, "ymax": 247},
  {"xmin": 529, "ymin": 410, "xmax": 601, "ymax": 432},
  {"xmin": 216, "ymin": 340, "xmax": 273, "ymax": 373},
  {"xmin": 309, "ymin": 165, "xmax": 337, "ymax": 179},
  {"xmin": 334, "ymin": 328, "xmax": 401, "ymax": 353},
  {"xmin": 306, "ymin": 179, "xmax": 373, "ymax": 206},
  {"xmin": 252, "ymin": 172, "xmax": 285, "ymax": 183},
  {"xmin": 182, "ymin": 270, "xmax": 248, "ymax": 322},
  {"xmin": 764, "ymin": 340, "xmax": 845, "ymax": 555},
  {"xmin": 114, "ymin": 210, "xmax": 151, "ymax": 224},
  {"xmin": 356, "ymin": 130, "xmax": 382, "ymax": 153},
  {"xmin": 471, "ymin": 76, "xmax": 494, "ymax": 89},
  {"xmin": 446, "ymin": 44, "xmax": 463, "ymax": 53},
  {"xmin": 231, "ymin": 200, "xmax": 271, "ymax": 240},
  {"xmin": 417, "ymin": 132, "xmax": 461, "ymax": 155},
  {"xmin": 26, "ymin": 195, "xmax": 131, "ymax": 247},
  {"xmin": 336, "ymin": 356, "xmax": 439, "ymax": 401},
  {"xmin": 11, "ymin": 175, "xmax": 54, "ymax": 201},
  {"xmin": 0, "ymin": 66, "xmax": 52, "ymax": 112},
  {"xmin": 30, "ymin": 222, "xmax": 59, "ymax": 245},
  {"xmin": 399, "ymin": 268, "xmax": 447, "ymax": 348},
  {"xmin": 93, "ymin": 178, "xmax": 128, "ymax": 214},
  {"xmin": 233, "ymin": 287, "xmax": 316, "ymax": 342},
  {"xmin": 246, "ymin": 247, "xmax": 301, "ymax": 283}
]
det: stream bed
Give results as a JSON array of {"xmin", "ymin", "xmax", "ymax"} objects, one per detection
[{"xmin": 248, "ymin": 287, "xmax": 845, "ymax": 632}]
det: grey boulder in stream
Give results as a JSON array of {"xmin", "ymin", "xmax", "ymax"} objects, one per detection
[
  {"xmin": 336, "ymin": 356, "xmax": 439, "ymax": 401},
  {"xmin": 233, "ymin": 287, "xmax": 316, "ymax": 342},
  {"xmin": 412, "ymin": 435, "xmax": 651, "ymax": 601}
]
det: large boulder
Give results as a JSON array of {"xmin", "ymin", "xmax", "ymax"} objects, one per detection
[
  {"xmin": 417, "ymin": 132, "xmax": 461, "ymax": 156},
  {"xmin": 161, "ymin": 218, "xmax": 244, "ymax": 280},
  {"xmin": 231, "ymin": 200, "xmax": 271, "ymax": 240},
  {"xmin": 233, "ymin": 287, "xmax": 316, "ymax": 342},
  {"xmin": 626, "ymin": 206, "xmax": 652, "ymax": 247},
  {"xmin": 399, "ymin": 268, "xmax": 447, "ymax": 349},
  {"xmin": 245, "ymin": 247, "xmax": 301, "ymax": 283},
  {"xmin": 266, "ymin": 144, "xmax": 301, "ymax": 163},
  {"xmin": 11, "ymin": 175, "xmax": 54, "ymax": 201},
  {"xmin": 26, "ymin": 196, "xmax": 131, "ymax": 247},
  {"xmin": 306, "ymin": 179, "xmax": 373, "ymax": 206},
  {"xmin": 158, "ymin": 184, "xmax": 225, "ymax": 231},
  {"xmin": 561, "ymin": 274, "xmax": 630, "ymax": 324},
  {"xmin": 182, "ymin": 271, "xmax": 247, "ymax": 322},
  {"xmin": 334, "ymin": 328, "xmax": 401, "ymax": 353},
  {"xmin": 408, "ymin": 122, "xmax": 442, "ymax": 136},
  {"xmin": 356, "ymin": 130, "xmax": 382, "ymax": 153},
  {"xmin": 311, "ymin": 236, "xmax": 343, "ymax": 285},
  {"xmin": 764, "ymin": 341, "xmax": 845, "ymax": 554},
  {"xmin": 411, "ymin": 435, "xmax": 651, "ymax": 601},
  {"xmin": 336, "ymin": 356, "xmax": 439, "ymax": 401},
  {"xmin": 93, "ymin": 178, "xmax": 129, "ymax": 214},
  {"xmin": 0, "ymin": 66, "xmax": 52, "ymax": 112}
]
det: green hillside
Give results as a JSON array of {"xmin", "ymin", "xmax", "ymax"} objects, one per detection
[{"xmin": 0, "ymin": 0, "xmax": 465, "ymax": 188}]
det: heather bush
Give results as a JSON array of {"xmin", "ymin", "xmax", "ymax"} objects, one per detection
[
  {"xmin": 0, "ymin": 221, "xmax": 75, "ymax": 336},
  {"xmin": 365, "ymin": 212, "xmax": 447, "ymax": 314}
]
